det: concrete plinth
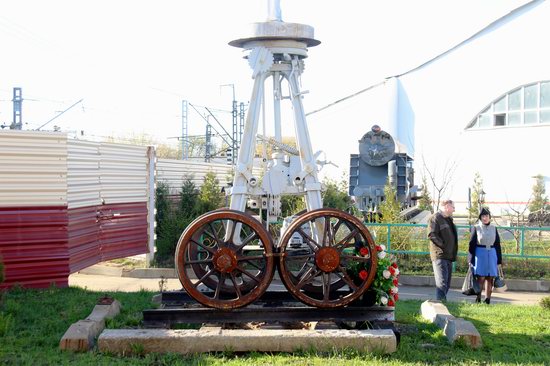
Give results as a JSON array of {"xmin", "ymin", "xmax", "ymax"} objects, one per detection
[{"xmin": 98, "ymin": 328, "xmax": 397, "ymax": 355}]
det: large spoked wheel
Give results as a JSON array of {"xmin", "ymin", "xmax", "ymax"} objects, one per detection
[
  {"xmin": 278, "ymin": 208, "xmax": 377, "ymax": 308},
  {"xmin": 175, "ymin": 209, "xmax": 275, "ymax": 309}
]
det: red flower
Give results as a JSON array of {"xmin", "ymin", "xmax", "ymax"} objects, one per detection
[
  {"xmin": 392, "ymin": 278, "xmax": 399, "ymax": 286},
  {"xmin": 359, "ymin": 247, "xmax": 369, "ymax": 256},
  {"xmin": 394, "ymin": 293, "xmax": 399, "ymax": 301},
  {"xmin": 388, "ymin": 299, "xmax": 395, "ymax": 307},
  {"xmin": 392, "ymin": 262, "xmax": 398, "ymax": 268},
  {"xmin": 389, "ymin": 266, "xmax": 396, "ymax": 275},
  {"xmin": 359, "ymin": 269, "xmax": 368, "ymax": 281}
]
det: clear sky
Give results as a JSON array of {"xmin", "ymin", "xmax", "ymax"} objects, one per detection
[{"xmin": 0, "ymin": 0, "xmax": 527, "ymax": 171}]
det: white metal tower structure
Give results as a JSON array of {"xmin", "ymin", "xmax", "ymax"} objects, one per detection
[{"xmin": 227, "ymin": 0, "xmax": 323, "ymax": 217}]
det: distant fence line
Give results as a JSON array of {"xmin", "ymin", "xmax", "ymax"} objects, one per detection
[{"xmin": 365, "ymin": 223, "xmax": 550, "ymax": 260}]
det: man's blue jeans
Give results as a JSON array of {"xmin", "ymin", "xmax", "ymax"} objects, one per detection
[{"xmin": 432, "ymin": 259, "xmax": 453, "ymax": 301}]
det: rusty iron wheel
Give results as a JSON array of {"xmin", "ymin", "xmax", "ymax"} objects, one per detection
[
  {"xmin": 175, "ymin": 209, "xmax": 275, "ymax": 309},
  {"xmin": 278, "ymin": 208, "xmax": 378, "ymax": 308}
]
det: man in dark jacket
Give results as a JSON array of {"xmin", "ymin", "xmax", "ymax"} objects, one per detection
[{"xmin": 427, "ymin": 199, "xmax": 458, "ymax": 301}]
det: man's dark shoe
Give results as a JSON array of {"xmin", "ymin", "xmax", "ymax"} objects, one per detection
[
  {"xmin": 475, "ymin": 293, "xmax": 481, "ymax": 303},
  {"xmin": 484, "ymin": 298, "xmax": 491, "ymax": 304}
]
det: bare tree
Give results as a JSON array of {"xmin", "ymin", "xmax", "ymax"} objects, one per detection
[
  {"xmin": 421, "ymin": 155, "xmax": 458, "ymax": 212},
  {"xmin": 495, "ymin": 196, "xmax": 531, "ymax": 253}
]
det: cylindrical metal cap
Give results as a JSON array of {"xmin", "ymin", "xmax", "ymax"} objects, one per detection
[{"xmin": 229, "ymin": 21, "xmax": 320, "ymax": 48}]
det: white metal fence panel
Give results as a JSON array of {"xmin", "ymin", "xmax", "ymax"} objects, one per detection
[
  {"xmin": 156, "ymin": 159, "xmax": 234, "ymax": 193},
  {"xmin": 99, "ymin": 143, "xmax": 149, "ymax": 204},
  {"xmin": 67, "ymin": 139, "xmax": 101, "ymax": 209},
  {"xmin": 0, "ymin": 130, "xmax": 67, "ymax": 206}
]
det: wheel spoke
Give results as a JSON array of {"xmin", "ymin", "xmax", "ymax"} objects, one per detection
[
  {"xmin": 336, "ymin": 228, "xmax": 359, "ymax": 246},
  {"xmin": 185, "ymin": 258, "xmax": 213, "ymax": 265},
  {"xmin": 323, "ymin": 272, "xmax": 331, "ymax": 301},
  {"xmin": 297, "ymin": 227, "xmax": 321, "ymax": 250},
  {"xmin": 235, "ymin": 232, "xmax": 258, "ymax": 251},
  {"xmin": 332, "ymin": 219, "xmax": 344, "ymax": 238},
  {"xmin": 190, "ymin": 238, "xmax": 217, "ymax": 255},
  {"xmin": 205, "ymin": 223, "xmax": 223, "ymax": 247},
  {"xmin": 341, "ymin": 254, "xmax": 371, "ymax": 262},
  {"xmin": 295, "ymin": 267, "xmax": 321, "ymax": 290},
  {"xmin": 214, "ymin": 273, "xmax": 225, "ymax": 299},
  {"xmin": 193, "ymin": 267, "xmax": 216, "ymax": 288},
  {"xmin": 336, "ymin": 265, "xmax": 359, "ymax": 290},
  {"xmin": 229, "ymin": 273, "xmax": 243, "ymax": 298},
  {"xmin": 235, "ymin": 266, "xmax": 262, "ymax": 283}
]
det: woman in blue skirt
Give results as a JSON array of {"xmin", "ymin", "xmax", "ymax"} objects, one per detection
[{"xmin": 468, "ymin": 207, "xmax": 502, "ymax": 304}]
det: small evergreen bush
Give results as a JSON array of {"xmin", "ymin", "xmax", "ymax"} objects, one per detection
[
  {"xmin": 541, "ymin": 296, "xmax": 550, "ymax": 310},
  {"xmin": 154, "ymin": 172, "xmax": 225, "ymax": 267}
]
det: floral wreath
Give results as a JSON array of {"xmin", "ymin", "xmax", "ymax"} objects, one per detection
[{"xmin": 345, "ymin": 243, "xmax": 399, "ymax": 306}]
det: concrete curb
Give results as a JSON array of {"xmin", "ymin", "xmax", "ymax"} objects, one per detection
[
  {"xmin": 399, "ymin": 275, "xmax": 550, "ymax": 292},
  {"xmin": 79, "ymin": 265, "xmax": 550, "ymax": 292},
  {"xmin": 60, "ymin": 299, "xmax": 121, "ymax": 352}
]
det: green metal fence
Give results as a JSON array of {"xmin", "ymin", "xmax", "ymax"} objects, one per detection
[{"xmin": 364, "ymin": 223, "xmax": 550, "ymax": 260}]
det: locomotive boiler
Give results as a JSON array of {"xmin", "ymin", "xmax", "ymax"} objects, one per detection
[{"xmin": 349, "ymin": 125, "xmax": 417, "ymax": 219}]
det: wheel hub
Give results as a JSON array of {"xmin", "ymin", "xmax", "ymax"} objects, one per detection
[
  {"xmin": 315, "ymin": 247, "xmax": 340, "ymax": 272},
  {"xmin": 212, "ymin": 247, "xmax": 237, "ymax": 273}
]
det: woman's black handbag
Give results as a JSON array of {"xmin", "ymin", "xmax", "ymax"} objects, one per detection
[{"xmin": 461, "ymin": 266, "xmax": 480, "ymax": 296}]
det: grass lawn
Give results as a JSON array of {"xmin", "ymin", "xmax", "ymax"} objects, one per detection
[{"xmin": 0, "ymin": 286, "xmax": 549, "ymax": 365}]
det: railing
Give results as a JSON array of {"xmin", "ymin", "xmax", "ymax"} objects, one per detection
[{"xmin": 364, "ymin": 223, "xmax": 550, "ymax": 260}]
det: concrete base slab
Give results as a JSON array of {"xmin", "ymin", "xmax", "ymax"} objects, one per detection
[{"xmin": 98, "ymin": 328, "xmax": 397, "ymax": 355}]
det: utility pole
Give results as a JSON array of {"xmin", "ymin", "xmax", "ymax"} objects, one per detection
[
  {"xmin": 182, "ymin": 100, "xmax": 189, "ymax": 160},
  {"xmin": 221, "ymin": 84, "xmax": 238, "ymax": 165},
  {"xmin": 205, "ymin": 119, "xmax": 212, "ymax": 163},
  {"xmin": 10, "ymin": 87, "xmax": 23, "ymax": 130}
]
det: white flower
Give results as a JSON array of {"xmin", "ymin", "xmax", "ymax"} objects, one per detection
[
  {"xmin": 378, "ymin": 251, "xmax": 387, "ymax": 259},
  {"xmin": 394, "ymin": 268, "xmax": 400, "ymax": 276},
  {"xmin": 383, "ymin": 270, "xmax": 391, "ymax": 279},
  {"xmin": 380, "ymin": 244, "xmax": 386, "ymax": 252},
  {"xmin": 380, "ymin": 296, "xmax": 388, "ymax": 305},
  {"xmin": 391, "ymin": 286, "xmax": 398, "ymax": 294}
]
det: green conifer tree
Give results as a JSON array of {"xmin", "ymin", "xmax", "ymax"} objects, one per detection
[
  {"xmin": 529, "ymin": 174, "xmax": 549, "ymax": 212},
  {"xmin": 198, "ymin": 171, "xmax": 225, "ymax": 213},
  {"xmin": 418, "ymin": 175, "xmax": 433, "ymax": 213},
  {"xmin": 379, "ymin": 180, "xmax": 401, "ymax": 223},
  {"xmin": 468, "ymin": 172, "xmax": 485, "ymax": 224}
]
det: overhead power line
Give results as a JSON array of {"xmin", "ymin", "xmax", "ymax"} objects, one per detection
[{"xmin": 36, "ymin": 99, "xmax": 84, "ymax": 131}]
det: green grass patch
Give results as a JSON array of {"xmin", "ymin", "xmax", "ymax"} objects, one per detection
[{"xmin": 0, "ymin": 286, "xmax": 549, "ymax": 365}]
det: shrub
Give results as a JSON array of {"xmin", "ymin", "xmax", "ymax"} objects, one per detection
[
  {"xmin": 541, "ymin": 296, "xmax": 550, "ymax": 310},
  {"xmin": 154, "ymin": 173, "xmax": 225, "ymax": 267}
]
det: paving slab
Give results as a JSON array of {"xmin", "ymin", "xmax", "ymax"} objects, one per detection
[{"xmin": 98, "ymin": 328, "xmax": 397, "ymax": 354}]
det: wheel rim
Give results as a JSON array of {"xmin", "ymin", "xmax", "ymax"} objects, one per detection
[
  {"xmin": 175, "ymin": 209, "xmax": 275, "ymax": 309},
  {"xmin": 278, "ymin": 208, "xmax": 377, "ymax": 308}
]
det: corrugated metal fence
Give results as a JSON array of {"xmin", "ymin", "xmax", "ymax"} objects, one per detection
[
  {"xmin": 0, "ymin": 131, "xmax": 153, "ymax": 288},
  {"xmin": 0, "ymin": 131, "xmax": 253, "ymax": 288}
]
